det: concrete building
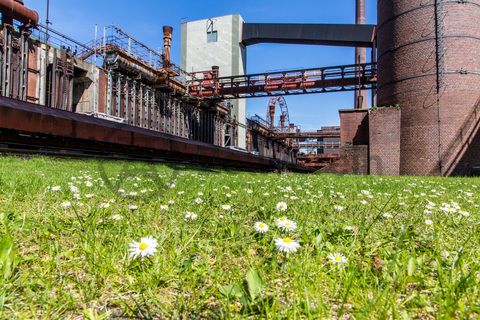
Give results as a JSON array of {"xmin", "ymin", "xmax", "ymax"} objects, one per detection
[{"xmin": 181, "ymin": 14, "xmax": 247, "ymax": 149}]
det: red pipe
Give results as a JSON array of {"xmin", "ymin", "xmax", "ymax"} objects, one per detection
[
  {"xmin": 163, "ymin": 26, "xmax": 173, "ymax": 68},
  {"xmin": 0, "ymin": 0, "xmax": 38, "ymax": 26}
]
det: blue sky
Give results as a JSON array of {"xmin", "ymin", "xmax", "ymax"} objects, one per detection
[{"xmin": 26, "ymin": 0, "xmax": 377, "ymax": 130}]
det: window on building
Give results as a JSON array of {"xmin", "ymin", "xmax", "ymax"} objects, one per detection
[
  {"xmin": 206, "ymin": 19, "xmax": 218, "ymax": 43},
  {"xmin": 207, "ymin": 30, "xmax": 218, "ymax": 43}
]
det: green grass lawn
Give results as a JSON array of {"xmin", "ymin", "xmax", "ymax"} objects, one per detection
[{"xmin": 0, "ymin": 156, "xmax": 479, "ymax": 319}]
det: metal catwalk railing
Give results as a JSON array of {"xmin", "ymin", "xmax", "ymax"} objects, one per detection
[
  {"xmin": 187, "ymin": 63, "xmax": 377, "ymax": 99},
  {"xmin": 76, "ymin": 25, "xmax": 188, "ymax": 82},
  {"xmin": 292, "ymin": 142, "xmax": 341, "ymax": 149}
]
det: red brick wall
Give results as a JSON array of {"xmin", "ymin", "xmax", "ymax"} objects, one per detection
[
  {"xmin": 339, "ymin": 109, "xmax": 369, "ymax": 147},
  {"xmin": 320, "ymin": 146, "xmax": 369, "ymax": 175},
  {"xmin": 377, "ymin": 0, "xmax": 480, "ymax": 176},
  {"xmin": 369, "ymin": 107, "xmax": 401, "ymax": 176}
]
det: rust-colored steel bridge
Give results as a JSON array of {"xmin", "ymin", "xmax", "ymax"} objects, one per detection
[{"xmin": 187, "ymin": 63, "xmax": 377, "ymax": 99}]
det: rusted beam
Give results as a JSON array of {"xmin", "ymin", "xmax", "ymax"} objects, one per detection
[
  {"xmin": 0, "ymin": 96, "xmax": 313, "ymax": 172},
  {"xmin": 0, "ymin": 0, "xmax": 38, "ymax": 26}
]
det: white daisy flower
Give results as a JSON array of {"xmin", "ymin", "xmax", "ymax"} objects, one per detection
[
  {"xmin": 69, "ymin": 185, "xmax": 79, "ymax": 193},
  {"xmin": 129, "ymin": 236, "xmax": 158, "ymax": 259},
  {"xmin": 425, "ymin": 219, "xmax": 433, "ymax": 225},
  {"xmin": 382, "ymin": 213, "xmax": 393, "ymax": 219},
  {"xmin": 459, "ymin": 210, "xmax": 470, "ymax": 217},
  {"xmin": 276, "ymin": 216, "xmax": 289, "ymax": 228},
  {"xmin": 61, "ymin": 201, "xmax": 71, "ymax": 208},
  {"xmin": 99, "ymin": 202, "xmax": 110, "ymax": 209},
  {"xmin": 185, "ymin": 212, "xmax": 198, "ymax": 221},
  {"xmin": 221, "ymin": 204, "xmax": 231, "ymax": 211},
  {"xmin": 168, "ymin": 200, "xmax": 175, "ymax": 205},
  {"xmin": 177, "ymin": 191, "xmax": 185, "ymax": 195},
  {"xmin": 360, "ymin": 200, "xmax": 368, "ymax": 205},
  {"xmin": 361, "ymin": 190, "xmax": 371, "ymax": 196},
  {"xmin": 275, "ymin": 237, "xmax": 300, "ymax": 253},
  {"xmin": 85, "ymin": 194, "xmax": 95, "ymax": 199},
  {"xmin": 254, "ymin": 222, "xmax": 269, "ymax": 233},
  {"xmin": 160, "ymin": 205, "xmax": 169, "ymax": 210},
  {"xmin": 129, "ymin": 192, "xmax": 138, "ymax": 197},
  {"xmin": 50, "ymin": 186, "xmax": 61, "ymax": 192},
  {"xmin": 85, "ymin": 181, "xmax": 93, "ymax": 187},
  {"xmin": 194, "ymin": 198, "xmax": 203, "ymax": 204},
  {"xmin": 128, "ymin": 204, "xmax": 138, "ymax": 211},
  {"xmin": 279, "ymin": 219, "xmax": 297, "ymax": 232},
  {"xmin": 111, "ymin": 214, "xmax": 123, "ymax": 221},
  {"xmin": 333, "ymin": 205, "xmax": 344, "ymax": 212},
  {"xmin": 276, "ymin": 201, "xmax": 288, "ymax": 211},
  {"xmin": 328, "ymin": 253, "xmax": 348, "ymax": 264}
]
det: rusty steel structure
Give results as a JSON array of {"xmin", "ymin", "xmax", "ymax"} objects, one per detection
[
  {"xmin": 187, "ymin": 63, "xmax": 376, "ymax": 100},
  {"xmin": 0, "ymin": 0, "xmax": 38, "ymax": 26},
  {"xmin": 0, "ymin": 1, "xmax": 301, "ymax": 170},
  {"xmin": 267, "ymin": 96, "xmax": 290, "ymax": 130},
  {"xmin": 3, "ymin": 1, "xmax": 477, "ymax": 176}
]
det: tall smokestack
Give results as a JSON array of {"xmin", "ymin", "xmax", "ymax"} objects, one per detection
[
  {"xmin": 163, "ymin": 26, "xmax": 173, "ymax": 69},
  {"xmin": 354, "ymin": 0, "xmax": 367, "ymax": 109}
]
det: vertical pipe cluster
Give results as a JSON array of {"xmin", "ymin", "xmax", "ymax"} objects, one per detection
[{"xmin": 105, "ymin": 70, "xmax": 225, "ymax": 145}]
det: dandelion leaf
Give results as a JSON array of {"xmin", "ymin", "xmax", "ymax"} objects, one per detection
[
  {"xmin": 219, "ymin": 284, "xmax": 244, "ymax": 299},
  {"xmin": 0, "ymin": 235, "xmax": 17, "ymax": 280},
  {"xmin": 246, "ymin": 268, "xmax": 264, "ymax": 301}
]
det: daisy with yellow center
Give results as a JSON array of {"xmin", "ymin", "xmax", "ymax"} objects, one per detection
[
  {"xmin": 274, "ymin": 237, "xmax": 300, "ymax": 253},
  {"xmin": 111, "ymin": 214, "xmax": 123, "ymax": 221},
  {"xmin": 328, "ymin": 252, "xmax": 348, "ymax": 264},
  {"xmin": 254, "ymin": 222, "xmax": 269, "ymax": 233},
  {"xmin": 276, "ymin": 216, "xmax": 290, "ymax": 228},
  {"xmin": 276, "ymin": 201, "xmax": 288, "ymax": 211},
  {"xmin": 129, "ymin": 236, "xmax": 158, "ymax": 259},
  {"xmin": 279, "ymin": 219, "xmax": 297, "ymax": 232},
  {"xmin": 185, "ymin": 212, "xmax": 198, "ymax": 221},
  {"xmin": 221, "ymin": 204, "xmax": 232, "ymax": 211}
]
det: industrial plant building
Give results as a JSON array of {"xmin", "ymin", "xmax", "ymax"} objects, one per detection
[{"xmin": 0, "ymin": 0, "xmax": 479, "ymax": 176}]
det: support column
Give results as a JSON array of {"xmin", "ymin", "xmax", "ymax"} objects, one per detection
[{"xmin": 355, "ymin": 0, "xmax": 367, "ymax": 109}]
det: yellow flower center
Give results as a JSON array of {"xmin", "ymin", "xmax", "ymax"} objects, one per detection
[
  {"xmin": 283, "ymin": 237, "xmax": 292, "ymax": 243},
  {"xmin": 279, "ymin": 217, "xmax": 286, "ymax": 221},
  {"xmin": 334, "ymin": 256, "xmax": 342, "ymax": 261},
  {"xmin": 259, "ymin": 224, "xmax": 265, "ymax": 228},
  {"xmin": 139, "ymin": 242, "xmax": 148, "ymax": 251}
]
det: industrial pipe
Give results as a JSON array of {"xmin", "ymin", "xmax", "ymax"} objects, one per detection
[
  {"xmin": 0, "ymin": 0, "xmax": 39, "ymax": 26},
  {"xmin": 354, "ymin": 0, "xmax": 367, "ymax": 109},
  {"xmin": 163, "ymin": 26, "xmax": 173, "ymax": 69}
]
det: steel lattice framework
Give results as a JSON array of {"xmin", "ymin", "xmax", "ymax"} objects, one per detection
[{"xmin": 186, "ymin": 63, "xmax": 376, "ymax": 100}]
